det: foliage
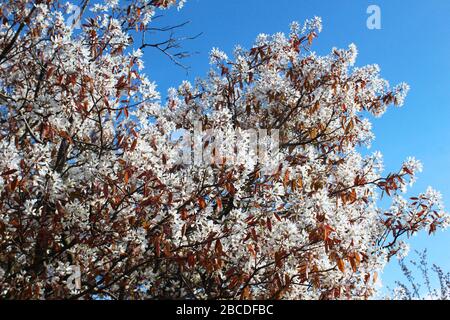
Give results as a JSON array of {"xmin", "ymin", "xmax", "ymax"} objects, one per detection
[{"xmin": 0, "ymin": 0, "xmax": 447, "ymax": 299}]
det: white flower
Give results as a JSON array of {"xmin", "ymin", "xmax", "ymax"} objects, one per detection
[
  {"xmin": 425, "ymin": 187, "xmax": 443, "ymax": 204},
  {"xmin": 393, "ymin": 82, "xmax": 410, "ymax": 106},
  {"xmin": 403, "ymin": 156, "xmax": 423, "ymax": 174},
  {"xmin": 290, "ymin": 21, "xmax": 300, "ymax": 35},
  {"xmin": 177, "ymin": 0, "xmax": 187, "ymax": 10},
  {"xmin": 302, "ymin": 16, "xmax": 323, "ymax": 34},
  {"xmin": 396, "ymin": 241, "xmax": 410, "ymax": 259},
  {"xmin": 347, "ymin": 43, "xmax": 358, "ymax": 66},
  {"xmin": 24, "ymin": 199, "xmax": 39, "ymax": 216},
  {"xmin": 210, "ymin": 48, "xmax": 228, "ymax": 65}
]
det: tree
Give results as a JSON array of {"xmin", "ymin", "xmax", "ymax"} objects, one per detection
[
  {"xmin": 388, "ymin": 249, "xmax": 450, "ymax": 300},
  {"xmin": 0, "ymin": 1, "xmax": 447, "ymax": 299}
]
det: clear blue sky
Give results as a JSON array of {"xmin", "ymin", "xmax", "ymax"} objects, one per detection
[{"xmin": 143, "ymin": 0, "xmax": 450, "ymax": 294}]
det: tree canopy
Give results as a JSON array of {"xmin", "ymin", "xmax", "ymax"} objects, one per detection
[{"xmin": 0, "ymin": 0, "xmax": 447, "ymax": 299}]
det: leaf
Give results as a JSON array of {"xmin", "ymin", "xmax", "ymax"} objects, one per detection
[
  {"xmin": 215, "ymin": 239, "xmax": 223, "ymax": 256},
  {"xmin": 163, "ymin": 241, "xmax": 171, "ymax": 257},
  {"xmin": 216, "ymin": 197, "xmax": 223, "ymax": 211},
  {"xmin": 429, "ymin": 223, "xmax": 437, "ymax": 235},
  {"xmin": 307, "ymin": 33, "xmax": 315, "ymax": 45},
  {"xmin": 297, "ymin": 177, "xmax": 303, "ymax": 189},
  {"xmin": 142, "ymin": 220, "xmax": 151, "ymax": 230},
  {"xmin": 403, "ymin": 166, "xmax": 413, "ymax": 175},
  {"xmin": 247, "ymin": 244, "xmax": 256, "ymax": 257},
  {"xmin": 348, "ymin": 257, "xmax": 357, "ymax": 272},
  {"xmin": 251, "ymin": 228, "xmax": 258, "ymax": 241},
  {"xmin": 198, "ymin": 197, "xmax": 207, "ymax": 209},
  {"xmin": 345, "ymin": 120, "xmax": 354, "ymax": 133},
  {"xmin": 267, "ymin": 217, "xmax": 272, "ymax": 232},
  {"xmin": 323, "ymin": 225, "xmax": 335, "ymax": 241},
  {"xmin": 283, "ymin": 169, "xmax": 290, "ymax": 187},
  {"xmin": 290, "ymin": 180, "xmax": 297, "ymax": 192},
  {"xmin": 221, "ymin": 66, "xmax": 229, "ymax": 76},
  {"xmin": 337, "ymin": 258, "xmax": 345, "ymax": 273},
  {"xmin": 275, "ymin": 251, "xmax": 284, "ymax": 268},
  {"xmin": 55, "ymin": 202, "xmax": 66, "ymax": 215},
  {"xmin": 141, "ymin": 195, "xmax": 160, "ymax": 207},
  {"xmin": 225, "ymin": 182, "xmax": 235, "ymax": 195},
  {"xmin": 240, "ymin": 286, "xmax": 251, "ymax": 300},
  {"xmin": 385, "ymin": 187, "xmax": 391, "ymax": 197},
  {"xmin": 187, "ymin": 252, "xmax": 195, "ymax": 267},
  {"xmin": 46, "ymin": 66, "xmax": 55, "ymax": 79},
  {"xmin": 180, "ymin": 208, "xmax": 188, "ymax": 220},
  {"xmin": 309, "ymin": 128, "xmax": 318, "ymax": 139},
  {"xmin": 373, "ymin": 272, "xmax": 378, "ymax": 284},
  {"xmin": 130, "ymin": 139, "xmax": 137, "ymax": 152},
  {"xmin": 10, "ymin": 177, "xmax": 18, "ymax": 191},
  {"xmin": 1, "ymin": 169, "xmax": 17, "ymax": 176},
  {"xmin": 354, "ymin": 252, "xmax": 361, "ymax": 266},
  {"xmin": 155, "ymin": 238, "xmax": 161, "ymax": 258}
]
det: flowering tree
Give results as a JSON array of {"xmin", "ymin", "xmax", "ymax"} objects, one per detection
[{"xmin": 0, "ymin": 0, "xmax": 447, "ymax": 299}]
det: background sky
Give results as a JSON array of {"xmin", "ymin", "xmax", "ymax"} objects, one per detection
[{"xmin": 142, "ymin": 0, "xmax": 450, "ymax": 295}]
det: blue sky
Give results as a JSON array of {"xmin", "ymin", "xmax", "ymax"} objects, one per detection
[{"xmin": 142, "ymin": 0, "xmax": 450, "ymax": 294}]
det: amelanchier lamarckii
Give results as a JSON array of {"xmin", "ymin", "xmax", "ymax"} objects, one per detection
[{"xmin": 0, "ymin": 0, "xmax": 447, "ymax": 300}]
